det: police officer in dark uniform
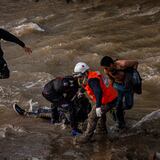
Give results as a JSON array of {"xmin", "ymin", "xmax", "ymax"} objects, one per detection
[{"xmin": 42, "ymin": 75, "xmax": 91, "ymax": 136}]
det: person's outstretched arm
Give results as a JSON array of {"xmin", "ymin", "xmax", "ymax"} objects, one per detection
[
  {"xmin": 116, "ymin": 60, "xmax": 138, "ymax": 69},
  {"xmin": 0, "ymin": 28, "xmax": 32, "ymax": 55}
]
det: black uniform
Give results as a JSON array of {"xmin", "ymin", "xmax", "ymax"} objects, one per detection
[
  {"xmin": 42, "ymin": 76, "xmax": 91, "ymax": 130},
  {"xmin": 0, "ymin": 28, "xmax": 25, "ymax": 79}
]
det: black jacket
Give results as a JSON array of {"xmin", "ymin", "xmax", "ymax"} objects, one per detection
[
  {"xmin": 0, "ymin": 28, "xmax": 25, "ymax": 57},
  {"xmin": 42, "ymin": 76, "xmax": 79, "ymax": 103}
]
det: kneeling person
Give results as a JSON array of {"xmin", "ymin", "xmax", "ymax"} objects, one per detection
[{"xmin": 43, "ymin": 75, "xmax": 91, "ymax": 135}]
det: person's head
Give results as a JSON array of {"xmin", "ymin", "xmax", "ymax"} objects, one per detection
[
  {"xmin": 100, "ymin": 56, "xmax": 114, "ymax": 74},
  {"xmin": 73, "ymin": 62, "xmax": 89, "ymax": 85},
  {"xmin": 62, "ymin": 76, "xmax": 78, "ymax": 92}
]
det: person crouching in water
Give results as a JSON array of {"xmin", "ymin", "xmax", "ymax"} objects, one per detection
[
  {"xmin": 13, "ymin": 75, "xmax": 91, "ymax": 136},
  {"xmin": 42, "ymin": 75, "xmax": 91, "ymax": 136},
  {"xmin": 73, "ymin": 62, "xmax": 118, "ymax": 144}
]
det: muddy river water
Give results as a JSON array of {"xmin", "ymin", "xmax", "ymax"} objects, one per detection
[{"xmin": 0, "ymin": 0, "xmax": 160, "ymax": 159}]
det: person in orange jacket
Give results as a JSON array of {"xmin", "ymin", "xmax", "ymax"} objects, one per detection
[{"xmin": 73, "ymin": 62, "xmax": 118, "ymax": 144}]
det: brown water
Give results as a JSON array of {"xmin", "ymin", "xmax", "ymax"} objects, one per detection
[{"xmin": 0, "ymin": 0, "xmax": 160, "ymax": 159}]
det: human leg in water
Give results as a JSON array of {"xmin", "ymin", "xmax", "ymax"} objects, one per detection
[
  {"xmin": 13, "ymin": 103, "xmax": 52, "ymax": 117},
  {"xmin": 74, "ymin": 107, "xmax": 99, "ymax": 144},
  {"xmin": 0, "ymin": 57, "xmax": 10, "ymax": 79},
  {"xmin": 123, "ymin": 90, "xmax": 134, "ymax": 110},
  {"xmin": 13, "ymin": 104, "xmax": 26, "ymax": 115},
  {"xmin": 96, "ymin": 105, "xmax": 108, "ymax": 135},
  {"xmin": 69, "ymin": 104, "xmax": 83, "ymax": 136},
  {"xmin": 51, "ymin": 102, "xmax": 60, "ymax": 124},
  {"xmin": 113, "ymin": 87, "xmax": 126, "ymax": 129}
]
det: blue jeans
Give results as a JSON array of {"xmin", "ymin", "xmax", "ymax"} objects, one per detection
[{"xmin": 113, "ymin": 82, "xmax": 134, "ymax": 110}]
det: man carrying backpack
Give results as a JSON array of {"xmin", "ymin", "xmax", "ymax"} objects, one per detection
[{"xmin": 100, "ymin": 56, "xmax": 142, "ymax": 129}]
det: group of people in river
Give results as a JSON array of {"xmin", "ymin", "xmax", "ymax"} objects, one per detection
[{"xmin": 0, "ymin": 28, "xmax": 142, "ymax": 144}]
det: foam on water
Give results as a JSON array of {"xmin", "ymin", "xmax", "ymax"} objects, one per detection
[
  {"xmin": 0, "ymin": 124, "xmax": 26, "ymax": 139},
  {"xmin": 23, "ymin": 79, "xmax": 44, "ymax": 89},
  {"xmin": 140, "ymin": 65, "xmax": 159, "ymax": 81},
  {"xmin": 11, "ymin": 22, "xmax": 45, "ymax": 36},
  {"xmin": 117, "ymin": 5, "xmax": 141, "ymax": 17},
  {"xmin": 132, "ymin": 6, "xmax": 160, "ymax": 17}
]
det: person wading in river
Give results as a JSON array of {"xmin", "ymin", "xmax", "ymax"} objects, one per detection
[
  {"xmin": 100, "ymin": 56, "xmax": 141, "ymax": 129},
  {"xmin": 73, "ymin": 62, "xmax": 118, "ymax": 144},
  {"xmin": 0, "ymin": 28, "xmax": 32, "ymax": 79}
]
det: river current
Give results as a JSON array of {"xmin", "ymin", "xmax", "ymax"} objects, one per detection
[{"xmin": 0, "ymin": 0, "xmax": 160, "ymax": 159}]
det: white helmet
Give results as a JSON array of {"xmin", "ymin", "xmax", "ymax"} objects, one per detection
[{"xmin": 74, "ymin": 62, "xmax": 89, "ymax": 75}]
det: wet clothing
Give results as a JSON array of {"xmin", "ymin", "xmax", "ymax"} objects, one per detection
[
  {"xmin": 75, "ymin": 98, "xmax": 118, "ymax": 144},
  {"xmin": 111, "ymin": 67, "xmax": 141, "ymax": 110},
  {"xmin": 107, "ymin": 66, "xmax": 135, "ymax": 109},
  {"xmin": 0, "ymin": 28, "xmax": 25, "ymax": 57},
  {"xmin": 42, "ymin": 76, "xmax": 91, "ymax": 130},
  {"xmin": 125, "ymin": 68, "xmax": 142, "ymax": 95},
  {"xmin": 113, "ymin": 82, "xmax": 134, "ymax": 110},
  {"xmin": 113, "ymin": 68, "xmax": 142, "ymax": 110},
  {"xmin": 106, "ymin": 66, "xmax": 142, "ymax": 128},
  {"xmin": 0, "ymin": 28, "xmax": 25, "ymax": 79},
  {"xmin": 78, "ymin": 71, "xmax": 118, "ymax": 141},
  {"xmin": 0, "ymin": 57, "xmax": 10, "ymax": 79},
  {"xmin": 84, "ymin": 98, "xmax": 117, "ymax": 139},
  {"xmin": 42, "ymin": 76, "xmax": 79, "ymax": 103}
]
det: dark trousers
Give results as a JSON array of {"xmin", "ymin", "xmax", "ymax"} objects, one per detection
[{"xmin": 0, "ymin": 57, "xmax": 10, "ymax": 79}]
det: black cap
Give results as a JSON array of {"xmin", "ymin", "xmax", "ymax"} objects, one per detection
[{"xmin": 100, "ymin": 56, "xmax": 114, "ymax": 67}]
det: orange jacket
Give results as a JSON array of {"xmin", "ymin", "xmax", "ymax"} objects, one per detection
[{"xmin": 84, "ymin": 71, "xmax": 117, "ymax": 105}]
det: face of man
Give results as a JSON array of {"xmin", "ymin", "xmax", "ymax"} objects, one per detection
[
  {"xmin": 102, "ymin": 64, "xmax": 114, "ymax": 75},
  {"xmin": 103, "ymin": 67, "xmax": 110, "ymax": 74}
]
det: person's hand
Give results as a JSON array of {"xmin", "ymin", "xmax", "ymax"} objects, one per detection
[
  {"xmin": 96, "ymin": 107, "xmax": 102, "ymax": 117},
  {"xmin": 24, "ymin": 46, "xmax": 32, "ymax": 55}
]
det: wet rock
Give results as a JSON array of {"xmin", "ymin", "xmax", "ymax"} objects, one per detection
[
  {"xmin": 130, "ymin": 109, "xmax": 160, "ymax": 137},
  {"xmin": 132, "ymin": 109, "xmax": 160, "ymax": 128}
]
